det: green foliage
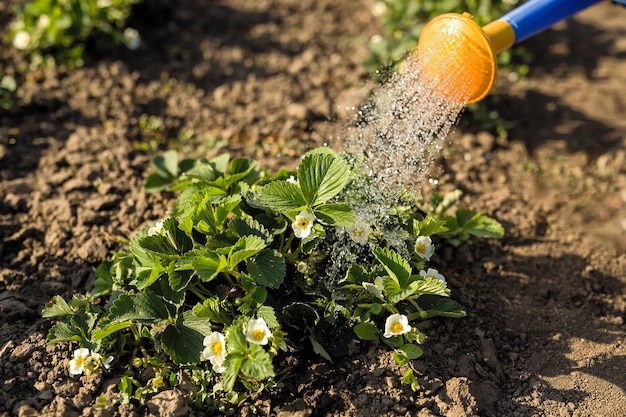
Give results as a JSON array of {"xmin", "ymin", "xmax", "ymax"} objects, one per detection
[
  {"xmin": 0, "ymin": 75, "xmax": 17, "ymax": 109},
  {"xmin": 44, "ymin": 147, "xmax": 503, "ymax": 410},
  {"xmin": 7, "ymin": 0, "xmax": 142, "ymax": 68}
]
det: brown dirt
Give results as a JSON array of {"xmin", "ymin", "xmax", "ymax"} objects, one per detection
[{"xmin": 1, "ymin": 0, "xmax": 625, "ymax": 416}]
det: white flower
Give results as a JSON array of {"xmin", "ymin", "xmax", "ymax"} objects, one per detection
[
  {"xmin": 419, "ymin": 268, "xmax": 447, "ymax": 285},
  {"xmin": 286, "ymin": 175, "xmax": 298, "ymax": 184},
  {"xmin": 68, "ymin": 348, "xmax": 90, "ymax": 375},
  {"xmin": 245, "ymin": 318, "xmax": 272, "ymax": 345},
  {"xmin": 147, "ymin": 219, "xmax": 164, "ymax": 236},
  {"xmin": 414, "ymin": 236, "xmax": 434, "ymax": 260},
  {"xmin": 123, "ymin": 27, "xmax": 141, "ymax": 51},
  {"xmin": 383, "ymin": 314, "xmax": 412, "ymax": 338},
  {"xmin": 346, "ymin": 221, "xmax": 372, "ymax": 245},
  {"xmin": 37, "ymin": 15, "xmax": 50, "ymax": 30},
  {"xmin": 371, "ymin": 2, "xmax": 387, "ymax": 17},
  {"xmin": 297, "ymin": 261, "xmax": 308, "ymax": 274},
  {"xmin": 91, "ymin": 352, "xmax": 114, "ymax": 370},
  {"xmin": 12, "ymin": 31, "xmax": 31, "ymax": 50},
  {"xmin": 292, "ymin": 210, "xmax": 315, "ymax": 239},
  {"xmin": 202, "ymin": 332, "xmax": 227, "ymax": 373}
]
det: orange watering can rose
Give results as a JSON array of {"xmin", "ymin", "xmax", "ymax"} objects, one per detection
[{"xmin": 414, "ymin": 0, "xmax": 604, "ymax": 104}]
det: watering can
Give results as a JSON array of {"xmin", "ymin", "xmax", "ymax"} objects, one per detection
[{"xmin": 415, "ymin": 0, "xmax": 604, "ymax": 103}]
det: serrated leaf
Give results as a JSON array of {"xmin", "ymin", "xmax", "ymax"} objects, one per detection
[
  {"xmin": 353, "ymin": 322, "xmax": 379, "ymax": 341},
  {"xmin": 42, "ymin": 295, "xmax": 75, "ymax": 318},
  {"xmin": 297, "ymin": 153, "xmax": 350, "ymax": 206},
  {"xmin": 256, "ymin": 181, "xmax": 307, "ymax": 213},
  {"xmin": 226, "ymin": 158, "xmax": 259, "ymax": 187},
  {"xmin": 161, "ymin": 310, "xmax": 213, "ymax": 364},
  {"xmin": 247, "ymin": 250, "xmax": 285, "ymax": 289},
  {"xmin": 107, "ymin": 290, "xmax": 171, "ymax": 325},
  {"xmin": 256, "ymin": 305, "xmax": 279, "ymax": 329},
  {"xmin": 228, "ymin": 235, "xmax": 266, "ymax": 268},
  {"xmin": 240, "ymin": 344, "xmax": 275, "ymax": 379},
  {"xmin": 462, "ymin": 211, "xmax": 504, "ymax": 238},
  {"xmin": 162, "ymin": 217, "xmax": 193, "ymax": 253},
  {"xmin": 376, "ymin": 275, "xmax": 401, "ymax": 299},
  {"xmin": 47, "ymin": 322, "xmax": 82, "ymax": 344},
  {"xmin": 412, "ymin": 277, "xmax": 451, "ymax": 297},
  {"xmin": 374, "ymin": 247, "xmax": 411, "ymax": 288},
  {"xmin": 193, "ymin": 252, "xmax": 228, "ymax": 282},
  {"xmin": 228, "ymin": 217, "xmax": 273, "ymax": 244},
  {"xmin": 193, "ymin": 296, "xmax": 230, "ymax": 324},
  {"xmin": 133, "ymin": 257, "xmax": 166, "ymax": 290},
  {"xmin": 167, "ymin": 266, "xmax": 194, "ymax": 293},
  {"xmin": 314, "ymin": 204, "xmax": 355, "ymax": 226},
  {"xmin": 414, "ymin": 215, "xmax": 449, "ymax": 236},
  {"xmin": 137, "ymin": 235, "xmax": 179, "ymax": 260}
]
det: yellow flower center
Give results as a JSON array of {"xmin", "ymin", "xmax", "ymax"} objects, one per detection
[
  {"xmin": 75, "ymin": 357, "xmax": 85, "ymax": 367},
  {"xmin": 416, "ymin": 242, "xmax": 426, "ymax": 254},
  {"xmin": 391, "ymin": 322, "xmax": 404, "ymax": 334},
  {"xmin": 298, "ymin": 219, "xmax": 309, "ymax": 229},
  {"xmin": 252, "ymin": 329, "xmax": 266, "ymax": 342},
  {"xmin": 211, "ymin": 341, "xmax": 223, "ymax": 356}
]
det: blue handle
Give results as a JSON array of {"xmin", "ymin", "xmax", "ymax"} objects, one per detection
[{"xmin": 501, "ymin": 0, "xmax": 602, "ymax": 44}]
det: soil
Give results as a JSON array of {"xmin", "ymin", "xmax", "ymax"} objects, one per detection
[{"xmin": 1, "ymin": 0, "xmax": 625, "ymax": 416}]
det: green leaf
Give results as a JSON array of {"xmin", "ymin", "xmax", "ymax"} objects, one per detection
[
  {"xmin": 398, "ymin": 343, "xmax": 423, "ymax": 360},
  {"xmin": 107, "ymin": 290, "xmax": 172, "ymax": 325},
  {"xmin": 297, "ymin": 152, "xmax": 350, "ymax": 206},
  {"xmin": 314, "ymin": 204, "xmax": 355, "ymax": 226},
  {"xmin": 412, "ymin": 277, "xmax": 451, "ymax": 297},
  {"xmin": 42, "ymin": 295, "xmax": 75, "ymax": 318},
  {"xmin": 226, "ymin": 158, "xmax": 260, "ymax": 187},
  {"xmin": 162, "ymin": 217, "xmax": 193, "ymax": 253},
  {"xmin": 309, "ymin": 333, "xmax": 332, "ymax": 362},
  {"xmin": 353, "ymin": 322, "xmax": 379, "ymax": 341},
  {"xmin": 256, "ymin": 181, "xmax": 307, "ymax": 213},
  {"xmin": 342, "ymin": 264, "xmax": 371, "ymax": 285},
  {"xmin": 256, "ymin": 305, "xmax": 279, "ymax": 329},
  {"xmin": 240, "ymin": 344, "xmax": 275, "ymax": 379},
  {"xmin": 193, "ymin": 251, "xmax": 228, "ymax": 282},
  {"xmin": 228, "ymin": 217, "xmax": 273, "ymax": 244},
  {"xmin": 193, "ymin": 297, "xmax": 230, "ymax": 324},
  {"xmin": 376, "ymin": 275, "xmax": 402, "ymax": 299},
  {"xmin": 222, "ymin": 354, "xmax": 244, "ymax": 392},
  {"xmin": 137, "ymin": 235, "xmax": 179, "ymax": 260},
  {"xmin": 228, "ymin": 235, "xmax": 266, "ymax": 269},
  {"xmin": 415, "ymin": 295, "xmax": 466, "ymax": 319},
  {"xmin": 161, "ymin": 310, "xmax": 214, "ymax": 364},
  {"xmin": 247, "ymin": 250, "xmax": 285, "ymax": 289},
  {"xmin": 283, "ymin": 302, "xmax": 320, "ymax": 331},
  {"xmin": 132, "ymin": 257, "xmax": 166, "ymax": 290},
  {"xmin": 374, "ymin": 247, "xmax": 411, "ymax": 288},
  {"xmin": 301, "ymin": 223, "xmax": 325, "ymax": 254},
  {"xmin": 414, "ymin": 215, "xmax": 449, "ymax": 236},
  {"xmin": 93, "ymin": 320, "xmax": 133, "ymax": 341},
  {"xmin": 47, "ymin": 322, "xmax": 82, "ymax": 344}
]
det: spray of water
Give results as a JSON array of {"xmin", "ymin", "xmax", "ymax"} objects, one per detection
[
  {"xmin": 340, "ymin": 51, "xmax": 470, "ymax": 191},
  {"xmin": 321, "ymin": 48, "xmax": 474, "ymax": 282}
]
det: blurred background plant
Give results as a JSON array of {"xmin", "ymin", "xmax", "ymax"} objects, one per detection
[
  {"xmin": 6, "ymin": 0, "xmax": 143, "ymax": 68},
  {"xmin": 366, "ymin": 0, "xmax": 535, "ymax": 138},
  {"xmin": 0, "ymin": 75, "xmax": 17, "ymax": 109}
]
